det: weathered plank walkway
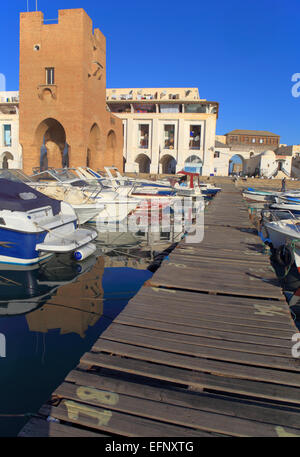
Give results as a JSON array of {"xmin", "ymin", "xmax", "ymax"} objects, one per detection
[{"xmin": 19, "ymin": 182, "xmax": 300, "ymax": 437}]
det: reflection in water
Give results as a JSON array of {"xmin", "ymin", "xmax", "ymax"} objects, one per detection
[
  {"xmin": 0, "ymin": 220, "xmax": 186, "ymax": 436},
  {"xmin": 26, "ymin": 256, "xmax": 104, "ymax": 338}
]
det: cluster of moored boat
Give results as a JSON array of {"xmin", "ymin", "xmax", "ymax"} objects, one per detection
[
  {"xmin": 0, "ymin": 167, "xmax": 221, "ymax": 265},
  {"xmin": 243, "ymin": 186, "xmax": 300, "ymax": 273}
]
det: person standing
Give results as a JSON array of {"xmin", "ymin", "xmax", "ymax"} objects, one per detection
[{"xmin": 281, "ymin": 177, "xmax": 286, "ymax": 192}]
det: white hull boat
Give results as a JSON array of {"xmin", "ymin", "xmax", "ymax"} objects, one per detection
[
  {"xmin": 261, "ymin": 210, "xmax": 300, "ymax": 272},
  {"xmin": 0, "ymin": 178, "xmax": 97, "ymax": 265},
  {"xmin": 242, "ymin": 189, "xmax": 280, "ymax": 202}
]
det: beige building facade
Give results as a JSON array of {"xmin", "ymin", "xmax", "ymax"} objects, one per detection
[
  {"xmin": 0, "ymin": 91, "xmax": 22, "ymax": 169},
  {"xmin": 106, "ymin": 88, "xmax": 219, "ymax": 175},
  {"xmin": 214, "ymin": 130, "xmax": 295, "ymax": 177}
]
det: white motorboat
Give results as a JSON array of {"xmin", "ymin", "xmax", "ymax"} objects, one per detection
[
  {"xmin": 0, "ymin": 178, "xmax": 97, "ymax": 265},
  {"xmin": 260, "ymin": 209, "xmax": 300, "ymax": 272},
  {"xmin": 242, "ymin": 188, "xmax": 280, "ymax": 202},
  {"xmin": 29, "ymin": 169, "xmax": 139, "ymax": 225},
  {"xmin": 275, "ymin": 191, "xmax": 300, "ymax": 205}
]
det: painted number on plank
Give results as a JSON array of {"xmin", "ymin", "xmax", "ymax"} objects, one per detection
[
  {"xmin": 275, "ymin": 426, "xmax": 300, "ymax": 437},
  {"xmin": 64, "ymin": 400, "xmax": 112, "ymax": 426},
  {"xmin": 76, "ymin": 386, "xmax": 119, "ymax": 406},
  {"xmin": 253, "ymin": 304, "xmax": 286, "ymax": 316},
  {"xmin": 168, "ymin": 263, "xmax": 187, "ymax": 268}
]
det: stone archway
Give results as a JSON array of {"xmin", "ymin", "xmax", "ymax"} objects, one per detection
[
  {"xmin": 1, "ymin": 151, "xmax": 13, "ymax": 169},
  {"xmin": 228, "ymin": 154, "xmax": 244, "ymax": 176},
  {"xmin": 35, "ymin": 118, "xmax": 67, "ymax": 170},
  {"xmin": 160, "ymin": 154, "xmax": 177, "ymax": 174},
  {"xmin": 87, "ymin": 123, "xmax": 101, "ymax": 168},
  {"xmin": 135, "ymin": 153, "xmax": 151, "ymax": 173},
  {"xmin": 184, "ymin": 155, "xmax": 202, "ymax": 174},
  {"xmin": 106, "ymin": 130, "xmax": 117, "ymax": 165}
]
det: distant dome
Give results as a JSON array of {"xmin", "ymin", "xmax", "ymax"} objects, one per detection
[{"xmin": 262, "ymin": 150, "xmax": 275, "ymax": 157}]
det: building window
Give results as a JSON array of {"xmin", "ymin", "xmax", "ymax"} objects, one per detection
[
  {"xmin": 189, "ymin": 125, "xmax": 201, "ymax": 149},
  {"xmin": 138, "ymin": 124, "xmax": 149, "ymax": 149},
  {"xmin": 252, "ymin": 138, "xmax": 256, "ymax": 143},
  {"xmin": 259, "ymin": 138, "xmax": 264, "ymax": 143},
  {"xmin": 164, "ymin": 125, "xmax": 175, "ymax": 149},
  {"xmin": 45, "ymin": 67, "xmax": 55, "ymax": 85},
  {"xmin": 214, "ymin": 151, "xmax": 220, "ymax": 158},
  {"xmin": 3, "ymin": 125, "xmax": 11, "ymax": 147}
]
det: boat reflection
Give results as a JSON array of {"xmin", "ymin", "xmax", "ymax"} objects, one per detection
[
  {"xmin": 25, "ymin": 255, "xmax": 104, "ymax": 338},
  {"xmin": 0, "ymin": 217, "xmax": 186, "ymax": 436},
  {"xmin": 0, "ymin": 254, "xmax": 97, "ymax": 317}
]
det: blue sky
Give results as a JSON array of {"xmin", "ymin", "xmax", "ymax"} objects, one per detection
[{"xmin": 1, "ymin": 0, "xmax": 300, "ymax": 144}]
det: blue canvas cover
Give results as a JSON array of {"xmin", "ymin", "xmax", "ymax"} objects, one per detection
[{"xmin": 0, "ymin": 179, "xmax": 61, "ymax": 214}]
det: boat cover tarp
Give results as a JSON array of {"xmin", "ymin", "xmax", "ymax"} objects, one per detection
[{"xmin": 0, "ymin": 179, "xmax": 61, "ymax": 214}]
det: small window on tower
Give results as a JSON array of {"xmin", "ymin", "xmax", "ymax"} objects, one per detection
[{"xmin": 46, "ymin": 68, "xmax": 55, "ymax": 85}]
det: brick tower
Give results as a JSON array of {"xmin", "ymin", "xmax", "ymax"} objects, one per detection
[{"xmin": 19, "ymin": 8, "xmax": 123, "ymax": 174}]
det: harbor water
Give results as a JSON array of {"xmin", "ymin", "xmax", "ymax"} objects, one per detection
[{"xmin": 0, "ymin": 221, "xmax": 185, "ymax": 436}]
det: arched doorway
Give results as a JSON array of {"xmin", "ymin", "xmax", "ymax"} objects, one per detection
[
  {"xmin": 184, "ymin": 155, "xmax": 202, "ymax": 174},
  {"xmin": 160, "ymin": 155, "xmax": 177, "ymax": 174},
  {"xmin": 106, "ymin": 130, "xmax": 117, "ymax": 165},
  {"xmin": 228, "ymin": 154, "xmax": 244, "ymax": 176},
  {"xmin": 35, "ymin": 118, "xmax": 67, "ymax": 170},
  {"xmin": 88, "ymin": 124, "xmax": 101, "ymax": 168},
  {"xmin": 135, "ymin": 153, "xmax": 151, "ymax": 173},
  {"xmin": 1, "ymin": 152, "xmax": 13, "ymax": 169}
]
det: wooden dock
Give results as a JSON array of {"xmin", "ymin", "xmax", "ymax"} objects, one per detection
[{"xmin": 19, "ymin": 182, "xmax": 300, "ymax": 437}]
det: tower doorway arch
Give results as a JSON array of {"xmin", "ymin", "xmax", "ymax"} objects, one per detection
[
  {"xmin": 87, "ymin": 123, "xmax": 101, "ymax": 168},
  {"xmin": 106, "ymin": 130, "xmax": 117, "ymax": 165},
  {"xmin": 35, "ymin": 118, "xmax": 67, "ymax": 170}
]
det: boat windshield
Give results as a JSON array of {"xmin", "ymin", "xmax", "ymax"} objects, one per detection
[
  {"xmin": 30, "ymin": 171, "xmax": 59, "ymax": 182},
  {"xmin": 0, "ymin": 169, "xmax": 32, "ymax": 183},
  {"xmin": 53, "ymin": 170, "xmax": 79, "ymax": 181}
]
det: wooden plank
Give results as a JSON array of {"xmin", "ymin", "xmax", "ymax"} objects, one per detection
[
  {"xmin": 18, "ymin": 416, "xmax": 105, "ymax": 437},
  {"xmin": 90, "ymin": 340, "xmax": 300, "ymax": 386},
  {"xmin": 150, "ymin": 264, "xmax": 282, "ymax": 300},
  {"xmin": 43, "ymin": 399, "xmax": 211, "ymax": 437},
  {"xmin": 113, "ymin": 313, "xmax": 296, "ymax": 349},
  {"xmin": 115, "ymin": 307, "xmax": 295, "ymax": 340},
  {"xmin": 124, "ymin": 300, "xmax": 295, "ymax": 331},
  {"xmin": 100, "ymin": 325, "xmax": 299, "ymax": 371},
  {"xmin": 67, "ymin": 369, "xmax": 300, "ymax": 431},
  {"xmin": 190, "ymin": 241, "xmax": 263, "ymax": 257},
  {"xmin": 129, "ymin": 286, "xmax": 289, "ymax": 313},
  {"xmin": 169, "ymin": 251, "xmax": 270, "ymax": 267},
  {"xmin": 106, "ymin": 322, "xmax": 294, "ymax": 358},
  {"xmin": 81, "ymin": 352, "xmax": 300, "ymax": 404},
  {"xmin": 52, "ymin": 381, "xmax": 300, "ymax": 437}
]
